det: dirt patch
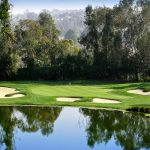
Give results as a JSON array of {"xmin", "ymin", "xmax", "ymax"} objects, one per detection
[
  {"xmin": 127, "ymin": 90, "xmax": 150, "ymax": 96},
  {"xmin": 56, "ymin": 97, "xmax": 81, "ymax": 102},
  {"xmin": 0, "ymin": 87, "xmax": 25, "ymax": 98},
  {"xmin": 93, "ymin": 98, "xmax": 121, "ymax": 104}
]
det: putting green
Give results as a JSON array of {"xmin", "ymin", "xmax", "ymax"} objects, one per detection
[{"xmin": 31, "ymin": 85, "xmax": 130, "ymax": 99}]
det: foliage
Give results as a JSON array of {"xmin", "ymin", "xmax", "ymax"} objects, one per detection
[
  {"xmin": 0, "ymin": 0, "xmax": 150, "ymax": 81},
  {"xmin": 0, "ymin": 0, "xmax": 19, "ymax": 80},
  {"xmin": 80, "ymin": 0, "xmax": 150, "ymax": 81},
  {"xmin": 64, "ymin": 29, "xmax": 77, "ymax": 44}
]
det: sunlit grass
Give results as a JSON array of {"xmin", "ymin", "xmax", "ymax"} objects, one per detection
[{"xmin": 0, "ymin": 81, "xmax": 149, "ymax": 111}]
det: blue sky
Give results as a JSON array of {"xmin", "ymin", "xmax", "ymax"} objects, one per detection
[{"xmin": 10, "ymin": 0, "xmax": 120, "ymax": 14}]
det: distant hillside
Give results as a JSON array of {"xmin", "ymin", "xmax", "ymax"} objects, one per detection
[{"xmin": 12, "ymin": 9, "xmax": 85, "ymax": 38}]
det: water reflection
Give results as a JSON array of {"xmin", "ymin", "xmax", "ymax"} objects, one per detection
[
  {"xmin": 0, "ymin": 107, "xmax": 149, "ymax": 150},
  {"xmin": 80, "ymin": 108, "xmax": 150, "ymax": 150},
  {"xmin": 0, "ymin": 107, "xmax": 62, "ymax": 150}
]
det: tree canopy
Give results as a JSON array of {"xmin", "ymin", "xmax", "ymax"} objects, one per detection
[{"xmin": 0, "ymin": 0, "xmax": 149, "ymax": 81}]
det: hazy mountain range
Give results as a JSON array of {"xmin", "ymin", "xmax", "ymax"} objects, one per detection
[{"xmin": 12, "ymin": 9, "xmax": 85, "ymax": 37}]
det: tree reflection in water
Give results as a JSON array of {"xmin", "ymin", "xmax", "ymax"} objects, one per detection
[
  {"xmin": 80, "ymin": 109, "xmax": 150, "ymax": 150},
  {"xmin": 0, "ymin": 107, "xmax": 62, "ymax": 150},
  {"xmin": 0, "ymin": 107, "xmax": 150, "ymax": 150}
]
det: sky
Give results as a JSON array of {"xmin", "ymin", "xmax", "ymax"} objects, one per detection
[{"xmin": 10, "ymin": 0, "xmax": 120, "ymax": 14}]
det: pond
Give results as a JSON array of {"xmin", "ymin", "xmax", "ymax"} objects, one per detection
[{"xmin": 0, "ymin": 107, "xmax": 150, "ymax": 150}]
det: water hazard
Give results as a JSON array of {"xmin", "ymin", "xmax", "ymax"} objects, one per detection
[{"xmin": 0, "ymin": 106, "xmax": 149, "ymax": 150}]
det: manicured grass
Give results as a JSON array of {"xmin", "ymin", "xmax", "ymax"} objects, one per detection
[{"xmin": 0, "ymin": 81, "xmax": 150, "ymax": 111}]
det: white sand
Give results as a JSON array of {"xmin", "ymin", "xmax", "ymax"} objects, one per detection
[
  {"xmin": 127, "ymin": 89, "xmax": 150, "ymax": 96},
  {"xmin": 10, "ymin": 94, "xmax": 25, "ymax": 98},
  {"xmin": 56, "ymin": 97, "xmax": 81, "ymax": 102},
  {"xmin": 0, "ymin": 87, "xmax": 25, "ymax": 98},
  {"xmin": 93, "ymin": 98, "xmax": 121, "ymax": 104}
]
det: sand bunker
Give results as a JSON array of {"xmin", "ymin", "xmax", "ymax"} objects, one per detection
[
  {"xmin": 0, "ymin": 87, "xmax": 25, "ymax": 98},
  {"xmin": 56, "ymin": 97, "xmax": 81, "ymax": 102},
  {"xmin": 93, "ymin": 98, "xmax": 121, "ymax": 104},
  {"xmin": 127, "ymin": 89, "xmax": 150, "ymax": 96},
  {"xmin": 9, "ymin": 94, "xmax": 25, "ymax": 98}
]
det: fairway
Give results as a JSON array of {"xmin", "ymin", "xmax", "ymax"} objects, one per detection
[{"xmin": 0, "ymin": 81, "xmax": 150, "ymax": 111}]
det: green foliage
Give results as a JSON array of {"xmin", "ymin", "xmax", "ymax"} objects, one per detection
[
  {"xmin": 0, "ymin": 0, "xmax": 19, "ymax": 80},
  {"xmin": 0, "ymin": 0, "xmax": 150, "ymax": 81},
  {"xmin": 79, "ymin": 0, "xmax": 150, "ymax": 80},
  {"xmin": 14, "ymin": 10, "xmax": 84, "ymax": 80},
  {"xmin": 15, "ymin": 11, "xmax": 61, "ymax": 68},
  {"xmin": 64, "ymin": 29, "xmax": 77, "ymax": 44},
  {"xmin": 38, "ymin": 10, "xmax": 60, "ymax": 43}
]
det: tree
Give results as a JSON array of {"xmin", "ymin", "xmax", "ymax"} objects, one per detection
[
  {"xmin": 55, "ymin": 39, "xmax": 81, "ymax": 79},
  {"xmin": 15, "ymin": 10, "xmax": 61, "ymax": 69},
  {"xmin": 81, "ymin": 5, "xmax": 100, "ymax": 63},
  {"xmin": 38, "ymin": 10, "xmax": 60, "ymax": 44},
  {"xmin": 0, "ymin": 0, "xmax": 18, "ymax": 80},
  {"xmin": 80, "ymin": 6, "xmax": 113, "ymax": 78},
  {"xmin": 3, "ymin": 0, "xmax": 149, "ymax": 81},
  {"xmin": 110, "ymin": 30, "xmax": 123, "ymax": 78},
  {"xmin": 101, "ymin": 10, "xmax": 115, "ymax": 76},
  {"xmin": 15, "ymin": 19, "xmax": 43, "ymax": 69},
  {"xmin": 136, "ymin": 32, "xmax": 150, "ymax": 80},
  {"xmin": 38, "ymin": 10, "xmax": 61, "ymax": 65},
  {"xmin": 79, "ymin": 0, "xmax": 150, "ymax": 80},
  {"xmin": 64, "ymin": 29, "xmax": 77, "ymax": 44}
]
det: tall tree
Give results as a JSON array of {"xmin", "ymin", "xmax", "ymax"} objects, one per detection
[
  {"xmin": 15, "ymin": 19, "xmax": 43, "ymax": 69},
  {"xmin": 38, "ymin": 10, "xmax": 59, "ymax": 44},
  {"xmin": 0, "ymin": 0, "xmax": 18, "ymax": 80},
  {"xmin": 79, "ymin": 0, "xmax": 150, "ymax": 80},
  {"xmin": 80, "ymin": 6, "xmax": 99, "ymax": 61},
  {"xmin": 38, "ymin": 10, "xmax": 60, "ymax": 65},
  {"xmin": 101, "ymin": 10, "xmax": 114, "ymax": 76}
]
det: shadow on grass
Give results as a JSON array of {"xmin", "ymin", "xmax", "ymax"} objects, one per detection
[
  {"xmin": 1, "ymin": 80, "xmax": 136, "ymax": 86},
  {"xmin": 110, "ymin": 83, "xmax": 150, "ymax": 90}
]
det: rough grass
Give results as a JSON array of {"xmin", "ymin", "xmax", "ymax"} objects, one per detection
[{"xmin": 0, "ymin": 81, "xmax": 149, "ymax": 111}]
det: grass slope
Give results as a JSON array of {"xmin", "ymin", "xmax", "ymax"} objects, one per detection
[{"xmin": 0, "ymin": 81, "xmax": 149, "ymax": 111}]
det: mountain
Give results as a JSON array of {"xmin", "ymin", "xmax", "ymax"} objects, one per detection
[{"xmin": 12, "ymin": 9, "xmax": 85, "ymax": 38}]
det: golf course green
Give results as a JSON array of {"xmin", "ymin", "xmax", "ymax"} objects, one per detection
[{"xmin": 0, "ymin": 81, "xmax": 150, "ymax": 112}]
